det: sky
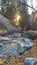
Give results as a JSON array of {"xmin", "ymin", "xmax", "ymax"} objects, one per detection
[{"xmin": 27, "ymin": 0, "xmax": 37, "ymax": 14}]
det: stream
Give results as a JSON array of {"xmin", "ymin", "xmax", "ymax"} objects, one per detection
[{"xmin": 0, "ymin": 35, "xmax": 33, "ymax": 65}]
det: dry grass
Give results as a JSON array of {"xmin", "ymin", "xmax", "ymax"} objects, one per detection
[{"xmin": 26, "ymin": 39, "xmax": 37, "ymax": 57}]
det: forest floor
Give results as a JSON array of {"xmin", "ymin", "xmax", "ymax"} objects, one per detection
[{"xmin": 9, "ymin": 39, "xmax": 37, "ymax": 65}]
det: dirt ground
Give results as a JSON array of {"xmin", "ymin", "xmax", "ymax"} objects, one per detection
[{"xmin": 9, "ymin": 39, "xmax": 37, "ymax": 65}]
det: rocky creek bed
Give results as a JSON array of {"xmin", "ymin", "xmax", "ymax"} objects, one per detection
[
  {"xmin": 9, "ymin": 39, "xmax": 37, "ymax": 65},
  {"xmin": 0, "ymin": 36, "xmax": 37, "ymax": 65}
]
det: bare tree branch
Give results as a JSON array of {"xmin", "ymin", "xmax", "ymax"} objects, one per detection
[{"xmin": 18, "ymin": 1, "xmax": 37, "ymax": 12}]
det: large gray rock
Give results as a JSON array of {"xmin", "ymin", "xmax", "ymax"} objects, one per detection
[
  {"xmin": 0, "ymin": 14, "xmax": 18, "ymax": 33},
  {"xmin": 23, "ymin": 58, "xmax": 37, "ymax": 65},
  {"xmin": 23, "ymin": 62, "xmax": 31, "ymax": 65},
  {"xmin": 22, "ymin": 30, "xmax": 37, "ymax": 39}
]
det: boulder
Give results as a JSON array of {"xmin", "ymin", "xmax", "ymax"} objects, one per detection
[{"xmin": 0, "ymin": 14, "xmax": 18, "ymax": 34}]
